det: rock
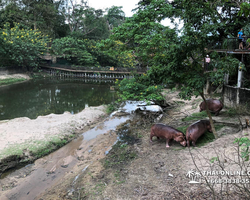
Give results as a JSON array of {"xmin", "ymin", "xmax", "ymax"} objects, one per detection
[{"xmin": 61, "ymin": 164, "xmax": 68, "ymax": 168}]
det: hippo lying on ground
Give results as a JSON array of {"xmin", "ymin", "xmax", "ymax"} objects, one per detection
[
  {"xmin": 150, "ymin": 124, "xmax": 186, "ymax": 148},
  {"xmin": 186, "ymin": 120, "xmax": 212, "ymax": 147},
  {"xmin": 199, "ymin": 99, "xmax": 223, "ymax": 116}
]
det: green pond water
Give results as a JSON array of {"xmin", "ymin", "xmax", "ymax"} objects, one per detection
[{"xmin": 0, "ymin": 78, "xmax": 115, "ymax": 120}]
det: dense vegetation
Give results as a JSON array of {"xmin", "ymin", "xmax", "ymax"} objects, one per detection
[
  {"xmin": 0, "ymin": 0, "xmax": 134, "ymax": 69},
  {"xmin": 112, "ymin": 0, "xmax": 250, "ymax": 138}
]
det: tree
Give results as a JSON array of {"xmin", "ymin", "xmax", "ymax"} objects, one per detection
[
  {"xmin": 111, "ymin": 0, "xmax": 244, "ymax": 139},
  {"xmin": 1, "ymin": 22, "xmax": 50, "ymax": 70},
  {"xmin": 58, "ymin": 0, "xmax": 88, "ymax": 33},
  {"xmin": 0, "ymin": 0, "xmax": 65, "ymax": 38},
  {"xmin": 51, "ymin": 36, "xmax": 97, "ymax": 66},
  {"xmin": 97, "ymin": 39, "xmax": 136, "ymax": 68},
  {"xmin": 83, "ymin": 8, "xmax": 110, "ymax": 39},
  {"xmin": 106, "ymin": 6, "xmax": 125, "ymax": 30}
]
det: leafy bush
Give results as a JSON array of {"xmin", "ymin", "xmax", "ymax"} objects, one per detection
[
  {"xmin": 116, "ymin": 78, "xmax": 164, "ymax": 104},
  {"xmin": 234, "ymin": 137, "xmax": 250, "ymax": 161}
]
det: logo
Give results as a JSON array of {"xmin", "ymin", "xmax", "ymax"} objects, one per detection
[{"xmin": 186, "ymin": 169, "xmax": 202, "ymax": 184}]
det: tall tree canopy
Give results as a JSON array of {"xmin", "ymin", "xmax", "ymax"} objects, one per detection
[
  {"xmin": 106, "ymin": 6, "xmax": 125, "ymax": 30},
  {"xmin": 0, "ymin": 0, "xmax": 60, "ymax": 37}
]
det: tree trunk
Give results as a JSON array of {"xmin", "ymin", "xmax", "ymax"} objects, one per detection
[{"xmin": 200, "ymin": 92, "xmax": 218, "ymax": 139}]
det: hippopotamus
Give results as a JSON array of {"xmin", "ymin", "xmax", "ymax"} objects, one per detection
[
  {"xmin": 199, "ymin": 99, "xmax": 223, "ymax": 116},
  {"xmin": 150, "ymin": 124, "xmax": 186, "ymax": 148},
  {"xmin": 186, "ymin": 120, "xmax": 212, "ymax": 147}
]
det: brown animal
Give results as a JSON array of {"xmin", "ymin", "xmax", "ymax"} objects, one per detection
[
  {"xmin": 199, "ymin": 99, "xmax": 223, "ymax": 116},
  {"xmin": 150, "ymin": 124, "xmax": 186, "ymax": 148},
  {"xmin": 186, "ymin": 120, "xmax": 212, "ymax": 147}
]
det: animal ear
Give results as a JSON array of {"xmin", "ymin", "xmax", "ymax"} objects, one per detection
[
  {"xmin": 175, "ymin": 136, "xmax": 184, "ymax": 142},
  {"xmin": 178, "ymin": 132, "xmax": 184, "ymax": 137}
]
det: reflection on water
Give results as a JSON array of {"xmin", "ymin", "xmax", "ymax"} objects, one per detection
[
  {"xmin": 82, "ymin": 116, "xmax": 129, "ymax": 141},
  {"xmin": 0, "ymin": 78, "xmax": 115, "ymax": 120}
]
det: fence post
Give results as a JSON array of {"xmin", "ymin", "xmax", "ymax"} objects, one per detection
[{"xmin": 237, "ymin": 62, "xmax": 244, "ymax": 88}]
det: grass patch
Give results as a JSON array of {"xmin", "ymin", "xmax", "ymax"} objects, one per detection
[
  {"xmin": 106, "ymin": 103, "xmax": 117, "ymax": 114},
  {"xmin": 31, "ymin": 136, "xmax": 68, "ymax": 158},
  {"xmin": 223, "ymin": 108, "xmax": 237, "ymax": 117},
  {"xmin": 195, "ymin": 131, "xmax": 215, "ymax": 147},
  {"xmin": 214, "ymin": 124, "xmax": 224, "ymax": 131},
  {"xmin": 103, "ymin": 140, "xmax": 137, "ymax": 169},
  {"xmin": 224, "ymin": 105, "xmax": 250, "ymax": 116},
  {"xmin": 173, "ymin": 100, "xmax": 185, "ymax": 105},
  {"xmin": 102, "ymin": 124, "xmax": 139, "ymax": 169},
  {"xmin": 0, "ymin": 78, "xmax": 26, "ymax": 86},
  {"xmin": 177, "ymin": 125, "xmax": 189, "ymax": 134},
  {"xmin": 0, "ymin": 134, "xmax": 70, "ymax": 160},
  {"xmin": 182, "ymin": 111, "xmax": 207, "ymax": 122}
]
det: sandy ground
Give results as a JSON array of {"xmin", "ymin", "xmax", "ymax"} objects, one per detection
[
  {"xmin": 0, "ymin": 105, "xmax": 107, "ymax": 158},
  {"xmin": 1, "ymin": 74, "xmax": 250, "ymax": 199},
  {"xmin": 0, "ymin": 73, "xmax": 31, "ymax": 80},
  {"xmin": 0, "ymin": 73, "xmax": 107, "ymax": 167}
]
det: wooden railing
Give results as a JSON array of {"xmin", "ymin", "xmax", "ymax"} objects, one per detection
[
  {"xmin": 41, "ymin": 65, "xmax": 145, "ymax": 80},
  {"xmin": 207, "ymin": 37, "xmax": 250, "ymax": 54}
]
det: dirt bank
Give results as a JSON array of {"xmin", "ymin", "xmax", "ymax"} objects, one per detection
[
  {"xmin": 0, "ymin": 105, "xmax": 107, "ymax": 167},
  {"xmin": 1, "ymin": 78, "xmax": 250, "ymax": 199},
  {"xmin": 34, "ymin": 90, "xmax": 250, "ymax": 200},
  {"xmin": 0, "ymin": 73, "xmax": 31, "ymax": 80}
]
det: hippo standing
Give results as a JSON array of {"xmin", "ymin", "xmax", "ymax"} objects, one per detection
[
  {"xmin": 150, "ymin": 124, "xmax": 186, "ymax": 148},
  {"xmin": 186, "ymin": 120, "xmax": 212, "ymax": 147},
  {"xmin": 199, "ymin": 99, "xmax": 223, "ymax": 116}
]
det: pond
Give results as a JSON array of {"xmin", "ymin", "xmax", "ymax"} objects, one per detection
[{"xmin": 0, "ymin": 78, "xmax": 115, "ymax": 120}]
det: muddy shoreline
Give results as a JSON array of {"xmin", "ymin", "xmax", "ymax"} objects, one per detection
[
  {"xmin": 0, "ymin": 73, "xmax": 109, "ymax": 176},
  {"xmin": 34, "ymin": 89, "xmax": 250, "ymax": 200},
  {"xmin": 0, "ymin": 105, "xmax": 108, "ymax": 176}
]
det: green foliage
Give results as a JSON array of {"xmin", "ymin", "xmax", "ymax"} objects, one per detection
[
  {"xmin": 0, "ymin": 0, "xmax": 63, "ymax": 38},
  {"xmin": 51, "ymin": 37, "xmax": 97, "ymax": 66},
  {"xmin": 234, "ymin": 137, "xmax": 250, "ymax": 161},
  {"xmin": 111, "ymin": 6, "xmax": 174, "ymax": 68},
  {"xmin": 210, "ymin": 54, "xmax": 239, "ymax": 85},
  {"xmin": 106, "ymin": 6, "xmax": 125, "ymax": 29},
  {"xmin": 97, "ymin": 39, "xmax": 136, "ymax": 68},
  {"xmin": 210, "ymin": 157, "xmax": 219, "ymax": 163},
  {"xmin": 239, "ymin": 2, "xmax": 250, "ymax": 17},
  {"xmin": 83, "ymin": 7, "xmax": 110, "ymax": 39},
  {"xmin": 106, "ymin": 103, "xmax": 117, "ymax": 114},
  {"xmin": 115, "ymin": 78, "xmax": 164, "ymax": 104},
  {"xmin": 109, "ymin": 0, "xmax": 243, "ymax": 103},
  {"xmin": 1, "ymin": 22, "xmax": 50, "ymax": 69},
  {"xmin": 176, "ymin": 126, "xmax": 188, "ymax": 135},
  {"xmin": 51, "ymin": 37, "xmax": 136, "ymax": 68},
  {"xmin": 84, "ymin": 39, "xmax": 116, "ymax": 67}
]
